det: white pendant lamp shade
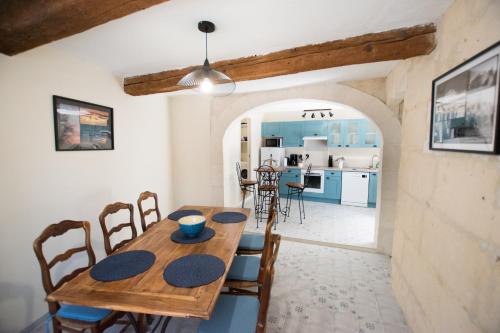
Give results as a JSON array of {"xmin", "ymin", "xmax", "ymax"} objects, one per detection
[{"xmin": 177, "ymin": 21, "xmax": 235, "ymax": 95}]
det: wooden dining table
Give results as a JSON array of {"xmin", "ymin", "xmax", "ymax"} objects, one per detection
[{"xmin": 47, "ymin": 205, "xmax": 250, "ymax": 324}]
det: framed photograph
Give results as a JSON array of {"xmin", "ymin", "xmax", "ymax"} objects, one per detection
[
  {"xmin": 53, "ymin": 96, "xmax": 114, "ymax": 151},
  {"xmin": 430, "ymin": 41, "xmax": 500, "ymax": 154}
]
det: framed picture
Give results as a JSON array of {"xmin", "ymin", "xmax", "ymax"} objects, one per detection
[
  {"xmin": 53, "ymin": 96, "xmax": 114, "ymax": 151},
  {"xmin": 430, "ymin": 41, "xmax": 500, "ymax": 154}
]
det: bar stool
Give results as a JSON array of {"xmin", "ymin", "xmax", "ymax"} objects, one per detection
[
  {"xmin": 236, "ymin": 162, "xmax": 257, "ymax": 212},
  {"xmin": 255, "ymin": 165, "xmax": 280, "ymax": 229},
  {"xmin": 284, "ymin": 164, "xmax": 311, "ymax": 224}
]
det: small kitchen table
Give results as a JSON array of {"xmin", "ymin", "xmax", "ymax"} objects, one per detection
[
  {"xmin": 47, "ymin": 205, "xmax": 250, "ymax": 331},
  {"xmin": 253, "ymin": 166, "xmax": 287, "ymax": 226}
]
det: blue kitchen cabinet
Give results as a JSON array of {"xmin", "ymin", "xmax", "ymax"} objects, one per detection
[
  {"xmin": 368, "ymin": 172, "xmax": 378, "ymax": 207},
  {"xmin": 361, "ymin": 120, "xmax": 381, "ymax": 148},
  {"xmin": 262, "ymin": 122, "xmax": 282, "ymax": 137},
  {"xmin": 342, "ymin": 119, "xmax": 365, "ymax": 148},
  {"xmin": 278, "ymin": 169, "xmax": 301, "ymax": 195},
  {"xmin": 281, "ymin": 122, "xmax": 303, "ymax": 147},
  {"xmin": 324, "ymin": 171, "xmax": 342, "ymax": 200},
  {"xmin": 327, "ymin": 120, "xmax": 343, "ymax": 147},
  {"xmin": 301, "ymin": 121, "xmax": 327, "ymax": 137}
]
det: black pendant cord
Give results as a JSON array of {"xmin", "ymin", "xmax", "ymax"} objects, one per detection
[{"xmin": 205, "ymin": 31, "xmax": 208, "ymax": 61}]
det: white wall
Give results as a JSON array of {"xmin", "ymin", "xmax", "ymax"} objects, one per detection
[
  {"xmin": 170, "ymin": 95, "xmax": 214, "ymax": 207},
  {"xmin": 0, "ymin": 46, "xmax": 173, "ymax": 332},
  {"xmin": 222, "ymin": 120, "xmax": 241, "ymax": 207}
]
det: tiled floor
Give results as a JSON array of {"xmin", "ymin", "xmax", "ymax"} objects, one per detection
[
  {"xmin": 36, "ymin": 241, "xmax": 410, "ymax": 333},
  {"xmin": 245, "ymin": 199, "xmax": 377, "ymax": 248}
]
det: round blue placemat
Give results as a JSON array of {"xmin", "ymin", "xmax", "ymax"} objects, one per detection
[
  {"xmin": 171, "ymin": 227, "xmax": 215, "ymax": 244},
  {"xmin": 167, "ymin": 209, "xmax": 203, "ymax": 221},
  {"xmin": 212, "ymin": 212, "xmax": 247, "ymax": 223},
  {"xmin": 163, "ymin": 254, "xmax": 225, "ymax": 288},
  {"xmin": 90, "ymin": 250, "xmax": 155, "ymax": 282}
]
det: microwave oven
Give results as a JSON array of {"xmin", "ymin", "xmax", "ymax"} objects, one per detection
[{"xmin": 263, "ymin": 137, "xmax": 283, "ymax": 147}]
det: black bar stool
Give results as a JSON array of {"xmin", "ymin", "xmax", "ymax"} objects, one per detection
[
  {"xmin": 255, "ymin": 164, "xmax": 281, "ymax": 229},
  {"xmin": 284, "ymin": 164, "xmax": 311, "ymax": 224}
]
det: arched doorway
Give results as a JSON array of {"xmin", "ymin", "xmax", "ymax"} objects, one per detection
[
  {"xmin": 222, "ymin": 98, "xmax": 385, "ymax": 249},
  {"xmin": 210, "ymin": 82, "xmax": 400, "ymax": 254}
]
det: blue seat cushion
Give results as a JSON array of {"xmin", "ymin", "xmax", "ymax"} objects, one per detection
[
  {"xmin": 227, "ymin": 256, "xmax": 260, "ymax": 281},
  {"xmin": 57, "ymin": 304, "xmax": 112, "ymax": 323},
  {"xmin": 198, "ymin": 295, "xmax": 259, "ymax": 333},
  {"xmin": 238, "ymin": 233, "xmax": 264, "ymax": 251}
]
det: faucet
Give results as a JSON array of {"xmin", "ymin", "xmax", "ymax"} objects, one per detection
[{"xmin": 334, "ymin": 157, "xmax": 345, "ymax": 169}]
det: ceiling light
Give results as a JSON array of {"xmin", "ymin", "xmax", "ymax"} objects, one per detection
[
  {"xmin": 329, "ymin": 111, "xmax": 334, "ymax": 117},
  {"xmin": 311, "ymin": 113, "xmax": 315, "ymax": 119},
  {"xmin": 177, "ymin": 21, "xmax": 235, "ymax": 95},
  {"xmin": 320, "ymin": 112, "xmax": 325, "ymax": 118},
  {"xmin": 302, "ymin": 113, "xmax": 306, "ymax": 118}
]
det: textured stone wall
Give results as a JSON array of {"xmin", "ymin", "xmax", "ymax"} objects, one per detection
[{"xmin": 386, "ymin": 0, "xmax": 500, "ymax": 332}]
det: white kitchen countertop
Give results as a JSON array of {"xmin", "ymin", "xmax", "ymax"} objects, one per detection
[{"xmin": 285, "ymin": 165, "xmax": 379, "ymax": 173}]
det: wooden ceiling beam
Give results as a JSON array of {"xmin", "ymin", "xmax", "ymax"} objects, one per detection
[
  {"xmin": 124, "ymin": 24, "xmax": 436, "ymax": 96},
  {"xmin": 0, "ymin": 0, "xmax": 170, "ymax": 56}
]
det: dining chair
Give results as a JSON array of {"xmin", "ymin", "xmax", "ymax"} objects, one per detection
[
  {"xmin": 236, "ymin": 196, "xmax": 276, "ymax": 256},
  {"xmin": 137, "ymin": 191, "xmax": 162, "ymax": 232},
  {"xmin": 199, "ymin": 234, "xmax": 281, "ymax": 333},
  {"xmin": 99, "ymin": 202, "xmax": 137, "ymax": 255},
  {"xmin": 33, "ymin": 220, "xmax": 125, "ymax": 333},
  {"xmin": 284, "ymin": 163, "xmax": 312, "ymax": 224},
  {"xmin": 224, "ymin": 199, "xmax": 278, "ymax": 295},
  {"xmin": 236, "ymin": 162, "xmax": 257, "ymax": 211}
]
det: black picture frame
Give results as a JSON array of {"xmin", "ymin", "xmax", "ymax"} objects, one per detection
[
  {"xmin": 429, "ymin": 41, "xmax": 500, "ymax": 154},
  {"xmin": 53, "ymin": 95, "xmax": 114, "ymax": 151}
]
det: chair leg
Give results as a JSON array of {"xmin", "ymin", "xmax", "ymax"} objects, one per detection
[
  {"xmin": 241, "ymin": 188, "xmax": 247, "ymax": 208},
  {"xmin": 298, "ymin": 191, "xmax": 303, "ymax": 224},
  {"xmin": 252, "ymin": 185, "xmax": 258, "ymax": 217},
  {"xmin": 301, "ymin": 191, "xmax": 306, "ymax": 220}
]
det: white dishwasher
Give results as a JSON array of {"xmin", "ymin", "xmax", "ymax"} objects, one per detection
[{"xmin": 341, "ymin": 172, "xmax": 369, "ymax": 207}]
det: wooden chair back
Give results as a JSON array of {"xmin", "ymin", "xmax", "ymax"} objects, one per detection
[
  {"xmin": 33, "ymin": 220, "xmax": 96, "ymax": 313},
  {"xmin": 256, "ymin": 234, "xmax": 281, "ymax": 333},
  {"xmin": 258, "ymin": 196, "xmax": 277, "ymax": 283},
  {"xmin": 137, "ymin": 191, "xmax": 161, "ymax": 232},
  {"xmin": 99, "ymin": 202, "xmax": 137, "ymax": 255}
]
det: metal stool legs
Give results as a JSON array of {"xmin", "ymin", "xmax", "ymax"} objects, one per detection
[{"xmin": 284, "ymin": 187, "xmax": 306, "ymax": 224}]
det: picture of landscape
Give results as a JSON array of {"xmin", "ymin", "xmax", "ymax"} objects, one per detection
[
  {"xmin": 431, "ymin": 43, "xmax": 499, "ymax": 153},
  {"xmin": 53, "ymin": 96, "xmax": 114, "ymax": 151}
]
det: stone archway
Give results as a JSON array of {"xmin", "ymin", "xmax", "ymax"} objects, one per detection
[{"xmin": 209, "ymin": 81, "xmax": 401, "ymax": 254}]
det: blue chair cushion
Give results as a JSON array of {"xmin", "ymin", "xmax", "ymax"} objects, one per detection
[
  {"xmin": 238, "ymin": 233, "xmax": 264, "ymax": 251},
  {"xmin": 57, "ymin": 304, "xmax": 112, "ymax": 323},
  {"xmin": 227, "ymin": 256, "xmax": 260, "ymax": 281},
  {"xmin": 198, "ymin": 295, "xmax": 259, "ymax": 333}
]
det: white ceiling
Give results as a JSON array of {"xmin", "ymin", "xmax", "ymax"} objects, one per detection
[{"xmin": 50, "ymin": 0, "xmax": 452, "ymax": 93}]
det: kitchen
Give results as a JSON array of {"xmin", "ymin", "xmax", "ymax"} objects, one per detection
[{"xmin": 240, "ymin": 102, "xmax": 382, "ymax": 248}]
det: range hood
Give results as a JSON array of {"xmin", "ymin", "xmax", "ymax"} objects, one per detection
[{"xmin": 303, "ymin": 136, "xmax": 328, "ymax": 141}]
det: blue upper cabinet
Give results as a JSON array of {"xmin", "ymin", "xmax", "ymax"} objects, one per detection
[
  {"xmin": 327, "ymin": 120, "xmax": 343, "ymax": 147},
  {"xmin": 342, "ymin": 119, "xmax": 364, "ymax": 148},
  {"xmin": 301, "ymin": 121, "xmax": 327, "ymax": 137},
  {"xmin": 281, "ymin": 122, "xmax": 303, "ymax": 147},
  {"xmin": 261, "ymin": 119, "xmax": 379, "ymax": 148},
  {"xmin": 361, "ymin": 120, "xmax": 381, "ymax": 148},
  {"xmin": 262, "ymin": 122, "xmax": 282, "ymax": 137},
  {"xmin": 368, "ymin": 172, "xmax": 378, "ymax": 206}
]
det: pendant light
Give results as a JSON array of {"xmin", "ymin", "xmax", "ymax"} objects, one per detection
[{"xmin": 177, "ymin": 21, "xmax": 235, "ymax": 95}]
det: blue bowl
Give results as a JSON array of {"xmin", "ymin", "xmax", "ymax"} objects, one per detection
[{"xmin": 178, "ymin": 215, "xmax": 206, "ymax": 238}]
